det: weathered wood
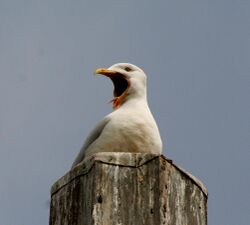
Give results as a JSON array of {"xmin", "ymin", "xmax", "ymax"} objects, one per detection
[{"xmin": 49, "ymin": 153, "xmax": 207, "ymax": 225}]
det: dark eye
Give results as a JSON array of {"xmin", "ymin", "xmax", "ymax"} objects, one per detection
[{"xmin": 124, "ymin": 67, "xmax": 132, "ymax": 72}]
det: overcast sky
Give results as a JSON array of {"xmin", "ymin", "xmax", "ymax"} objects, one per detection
[{"xmin": 0, "ymin": 0, "xmax": 249, "ymax": 224}]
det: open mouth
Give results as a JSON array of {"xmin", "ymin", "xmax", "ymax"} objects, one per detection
[
  {"xmin": 109, "ymin": 74, "xmax": 130, "ymax": 97},
  {"xmin": 95, "ymin": 68, "xmax": 130, "ymax": 98}
]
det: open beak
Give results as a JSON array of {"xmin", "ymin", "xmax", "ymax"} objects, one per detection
[{"xmin": 94, "ymin": 68, "xmax": 130, "ymax": 109}]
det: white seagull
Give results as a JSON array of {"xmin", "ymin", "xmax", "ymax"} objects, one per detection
[{"xmin": 72, "ymin": 63, "xmax": 162, "ymax": 168}]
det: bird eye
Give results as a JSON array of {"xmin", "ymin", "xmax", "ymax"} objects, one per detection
[{"xmin": 124, "ymin": 67, "xmax": 132, "ymax": 72}]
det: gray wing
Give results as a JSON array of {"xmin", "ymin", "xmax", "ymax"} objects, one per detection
[{"xmin": 71, "ymin": 117, "xmax": 110, "ymax": 168}]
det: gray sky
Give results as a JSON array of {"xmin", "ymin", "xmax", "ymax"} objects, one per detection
[{"xmin": 0, "ymin": 0, "xmax": 249, "ymax": 224}]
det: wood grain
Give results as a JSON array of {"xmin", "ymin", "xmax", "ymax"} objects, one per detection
[{"xmin": 50, "ymin": 153, "xmax": 207, "ymax": 225}]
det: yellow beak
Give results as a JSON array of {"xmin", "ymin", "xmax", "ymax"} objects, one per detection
[{"xmin": 94, "ymin": 68, "xmax": 120, "ymax": 77}]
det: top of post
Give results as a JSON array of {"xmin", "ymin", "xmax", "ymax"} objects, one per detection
[{"xmin": 51, "ymin": 152, "xmax": 208, "ymax": 196}]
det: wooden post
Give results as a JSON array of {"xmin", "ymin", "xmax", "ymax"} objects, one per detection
[{"xmin": 49, "ymin": 153, "xmax": 207, "ymax": 225}]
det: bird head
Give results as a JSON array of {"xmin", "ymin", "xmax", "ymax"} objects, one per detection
[{"xmin": 95, "ymin": 63, "xmax": 147, "ymax": 109}]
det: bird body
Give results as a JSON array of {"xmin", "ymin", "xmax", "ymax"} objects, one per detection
[{"xmin": 72, "ymin": 63, "xmax": 162, "ymax": 168}]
